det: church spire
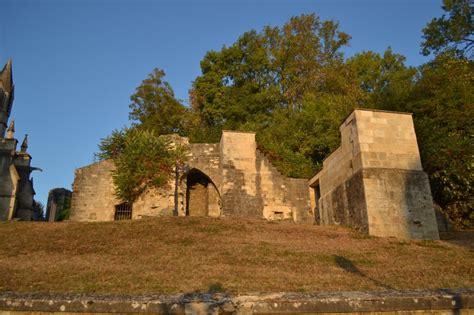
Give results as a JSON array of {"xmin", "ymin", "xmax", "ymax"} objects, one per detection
[
  {"xmin": 6, "ymin": 119, "xmax": 14, "ymax": 139},
  {"xmin": 0, "ymin": 59, "xmax": 13, "ymax": 93},
  {"xmin": 20, "ymin": 134, "xmax": 28, "ymax": 152}
]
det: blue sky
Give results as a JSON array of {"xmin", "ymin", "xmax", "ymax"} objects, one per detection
[{"xmin": 1, "ymin": 0, "xmax": 443, "ymax": 206}]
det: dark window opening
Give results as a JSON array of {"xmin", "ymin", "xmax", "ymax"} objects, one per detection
[{"xmin": 115, "ymin": 202, "xmax": 132, "ymax": 221}]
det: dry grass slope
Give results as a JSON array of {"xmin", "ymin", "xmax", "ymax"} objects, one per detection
[{"xmin": 0, "ymin": 217, "xmax": 472, "ymax": 294}]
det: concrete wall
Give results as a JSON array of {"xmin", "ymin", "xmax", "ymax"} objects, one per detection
[
  {"xmin": 309, "ymin": 109, "xmax": 439, "ymax": 240},
  {"xmin": 1, "ymin": 289, "xmax": 473, "ymax": 314}
]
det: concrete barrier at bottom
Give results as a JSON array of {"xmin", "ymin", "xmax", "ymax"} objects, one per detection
[{"xmin": 0, "ymin": 288, "xmax": 473, "ymax": 315}]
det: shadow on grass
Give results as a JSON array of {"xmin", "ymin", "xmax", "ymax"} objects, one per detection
[
  {"xmin": 439, "ymin": 231, "xmax": 474, "ymax": 251},
  {"xmin": 208, "ymin": 282, "xmax": 226, "ymax": 293},
  {"xmin": 333, "ymin": 255, "xmax": 394, "ymax": 290}
]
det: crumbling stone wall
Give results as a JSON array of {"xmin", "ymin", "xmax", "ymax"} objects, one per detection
[
  {"xmin": 219, "ymin": 131, "xmax": 312, "ymax": 222},
  {"xmin": 70, "ymin": 160, "xmax": 175, "ymax": 221},
  {"xmin": 175, "ymin": 143, "xmax": 221, "ymax": 217},
  {"xmin": 69, "ymin": 160, "xmax": 120, "ymax": 221},
  {"xmin": 70, "ymin": 132, "xmax": 311, "ymax": 223},
  {"xmin": 309, "ymin": 109, "xmax": 439, "ymax": 239},
  {"xmin": 132, "ymin": 184, "xmax": 175, "ymax": 218},
  {"xmin": 187, "ymin": 143, "xmax": 220, "ymax": 186}
]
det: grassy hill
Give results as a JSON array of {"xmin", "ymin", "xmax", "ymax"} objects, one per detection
[{"xmin": 0, "ymin": 217, "xmax": 472, "ymax": 294}]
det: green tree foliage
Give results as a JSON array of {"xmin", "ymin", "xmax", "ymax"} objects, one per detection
[
  {"xmin": 96, "ymin": 128, "xmax": 127, "ymax": 160},
  {"xmin": 190, "ymin": 14, "xmax": 350, "ymax": 139},
  {"xmin": 32, "ymin": 200, "xmax": 44, "ymax": 221},
  {"xmin": 405, "ymin": 54, "xmax": 473, "ymax": 227},
  {"xmin": 346, "ymin": 49, "xmax": 417, "ymax": 111},
  {"xmin": 56, "ymin": 195, "xmax": 71, "ymax": 222},
  {"xmin": 99, "ymin": 128, "xmax": 187, "ymax": 202},
  {"xmin": 191, "ymin": 14, "xmax": 416, "ymax": 178},
  {"xmin": 190, "ymin": 14, "xmax": 357, "ymax": 176},
  {"xmin": 98, "ymin": 69, "xmax": 190, "ymax": 203},
  {"xmin": 256, "ymin": 92, "xmax": 356, "ymax": 177},
  {"xmin": 129, "ymin": 68, "xmax": 189, "ymax": 135},
  {"xmin": 421, "ymin": 0, "xmax": 474, "ymax": 58}
]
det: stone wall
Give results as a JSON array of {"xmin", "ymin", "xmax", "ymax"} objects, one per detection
[
  {"xmin": 70, "ymin": 159, "xmax": 175, "ymax": 221},
  {"xmin": 69, "ymin": 160, "xmax": 120, "ymax": 221},
  {"xmin": 70, "ymin": 131, "xmax": 312, "ymax": 223},
  {"xmin": 219, "ymin": 131, "xmax": 312, "ymax": 222},
  {"xmin": 132, "ymin": 184, "xmax": 175, "ymax": 219},
  {"xmin": 0, "ymin": 139, "xmax": 18, "ymax": 221},
  {"xmin": 45, "ymin": 188, "xmax": 72, "ymax": 222},
  {"xmin": 1, "ymin": 289, "xmax": 473, "ymax": 314},
  {"xmin": 309, "ymin": 111, "xmax": 367, "ymax": 231},
  {"xmin": 309, "ymin": 109, "xmax": 439, "ymax": 239},
  {"xmin": 363, "ymin": 168, "xmax": 439, "ymax": 239},
  {"xmin": 187, "ymin": 143, "xmax": 220, "ymax": 186},
  {"xmin": 355, "ymin": 110, "xmax": 438, "ymax": 239}
]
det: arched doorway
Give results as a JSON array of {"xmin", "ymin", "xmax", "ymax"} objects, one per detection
[{"xmin": 185, "ymin": 169, "xmax": 220, "ymax": 217}]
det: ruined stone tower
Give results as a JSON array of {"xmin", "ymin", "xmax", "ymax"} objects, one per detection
[
  {"xmin": 0, "ymin": 60, "xmax": 39, "ymax": 221},
  {"xmin": 309, "ymin": 109, "xmax": 439, "ymax": 240}
]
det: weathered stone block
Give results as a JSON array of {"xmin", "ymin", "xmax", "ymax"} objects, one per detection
[{"xmin": 309, "ymin": 109, "xmax": 439, "ymax": 240}]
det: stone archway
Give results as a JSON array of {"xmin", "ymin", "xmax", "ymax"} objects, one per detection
[{"xmin": 185, "ymin": 169, "xmax": 220, "ymax": 217}]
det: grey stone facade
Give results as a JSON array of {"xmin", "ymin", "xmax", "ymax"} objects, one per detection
[
  {"xmin": 0, "ymin": 60, "xmax": 39, "ymax": 221},
  {"xmin": 45, "ymin": 188, "xmax": 72, "ymax": 222}
]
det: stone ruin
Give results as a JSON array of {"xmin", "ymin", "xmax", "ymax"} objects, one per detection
[
  {"xmin": 69, "ymin": 109, "xmax": 440, "ymax": 240},
  {"xmin": 70, "ymin": 131, "xmax": 311, "ymax": 223},
  {"xmin": 308, "ymin": 109, "xmax": 439, "ymax": 239}
]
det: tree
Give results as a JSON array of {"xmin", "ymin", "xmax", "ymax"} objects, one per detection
[
  {"xmin": 32, "ymin": 200, "xmax": 44, "ymax": 221},
  {"xmin": 190, "ymin": 14, "xmax": 350, "ymax": 140},
  {"xmin": 190, "ymin": 15, "xmax": 420, "ymax": 179},
  {"xmin": 95, "ymin": 128, "xmax": 127, "ymax": 160},
  {"xmin": 57, "ymin": 195, "xmax": 71, "ymax": 222},
  {"xmin": 346, "ymin": 49, "xmax": 417, "ymax": 111},
  {"xmin": 98, "ymin": 68, "xmax": 191, "ymax": 203},
  {"xmin": 421, "ymin": 0, "xmax": 474, "ymax": 58},
  {"xmin": 129, "ymin": 68, "xmax": 189, "ymax": 135},
  {"xmin": 404, "ymin": 54, "xmax": 473, "ymax": 227},
  {"xmin": 98, "ymin": 127, "xmax": 188, "ymax": 202}
]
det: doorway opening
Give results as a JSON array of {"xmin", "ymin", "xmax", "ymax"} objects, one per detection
[{"xmin": 185, "ymin": 169, "xmax": 220, "ymax": 217}]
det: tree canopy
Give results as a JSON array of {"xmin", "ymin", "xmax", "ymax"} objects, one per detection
[
  {"xmin": 98, "ymin": 127, "xmax": 187, "ymax": 202},
  {"xmin": 190, "ymin": 14, "xmax": 350, "ymax": 137},
  {"xmin": 421, "ymin": 0, "xmax": 473, "ymax": 58},
  {"xmin": 405, "ymin": 54, "xmax": 473, "ymax": 226},
  {"xmin": 129, "ymin": 68, "xmax": 189, "ymax": 135}
]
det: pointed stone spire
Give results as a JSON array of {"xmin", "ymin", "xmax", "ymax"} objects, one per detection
[
  {"xmin": 6, "ymin": 119, "xmax": 14, "ymax": 139},
  {"xmin": 20, "ymin": 134, "xmax": 28, "ymax": 152},
  {"xmin": 0, "ymin": 59, "xmax": 13, "ymax": 93}
]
